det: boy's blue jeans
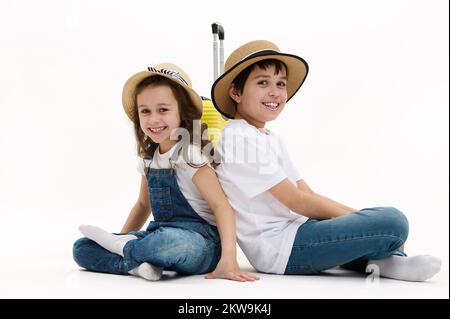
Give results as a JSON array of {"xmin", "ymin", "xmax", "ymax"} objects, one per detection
[
  {"xmin": 285, "ymin": 207, "xmax": 409, "ymax": 275},
  {"xmin": 73, "ymin": 225, "xmax": 221, "ymax": 275}
]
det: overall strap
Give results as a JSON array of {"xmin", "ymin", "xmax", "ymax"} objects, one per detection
[
  {"xmin": 143, "ymin": 142, "xmax": 208, "ymax": 172},
  {"xmin": 142, "ymin": 143, "xmax": 159, "ymax": 174},
  {"xmin": 169, "ymin": 142, "xmax": 183, "ymax": 169},
  {"xmin": 142, "ymin": 142, "xmax": 182, "ymax": 172}
]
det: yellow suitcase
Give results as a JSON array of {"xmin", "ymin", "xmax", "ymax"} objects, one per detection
[{"xmin": 201, "ymin": 97, "xmax": 227, "ymax": 146}]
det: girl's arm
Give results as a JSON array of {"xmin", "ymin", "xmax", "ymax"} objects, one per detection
[
  {"xmin": 120, "ymin": 176, "xmax": 152, "ymax": 233},
  {"xmin": 297, "ymin": 180, "xmax": 357, "ymax": 213},
  {"xmin": 297, "ymin": 179, "xmax": 315, "ymax": 194},
  {"xmin": 270, "ymin": 179, "xmax": 355, "ymax": 219},
  {"xmin": 192, "ymin": 165, "xmax": 259, "ymax": 282}
]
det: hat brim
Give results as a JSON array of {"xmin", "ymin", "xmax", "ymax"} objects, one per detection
[
  {"xmin": 122, "ymin": 71, "xmax": 203, "ymax": 121},
  {"xmin": 211, "ymin": 52, "xmax": 309, "ymax": 119}
]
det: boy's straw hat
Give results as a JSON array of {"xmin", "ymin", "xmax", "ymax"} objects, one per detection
[
  {"xmin": 211, "ymin": 40, "xmax": 309, "ymax": 119},
  {"xmin": 122, "ymin": 63, "xmax": 203, "ymax": 121}
]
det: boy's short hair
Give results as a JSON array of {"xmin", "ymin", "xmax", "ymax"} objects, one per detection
[{"xmin": 232, "ymin": 59, "xmax": 288, "ymax": 95}]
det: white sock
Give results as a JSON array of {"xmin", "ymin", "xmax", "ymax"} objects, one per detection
[
  {"xmin": 367, "ymin": 255, "xmax": 442, "ymax": 282},
  {"xmin": 79, "ymin": 224, "xmax": 137, "ymax": 257},
  {"xmin": 128, "ymin": 263, "xmax": 163, "ymax": 281}
]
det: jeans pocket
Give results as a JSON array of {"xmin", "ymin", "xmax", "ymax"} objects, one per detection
[{"xmin": 150, "ymin": 187, "xmax": 173, "ymax": 221}]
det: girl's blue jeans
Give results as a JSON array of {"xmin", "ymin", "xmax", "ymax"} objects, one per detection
[
  {"xmin": 285, "ymin": 206, "xmax": 409, "ymax": 275},
  {"xmin": 73, "ymin": 225, "xmax": 221, "ymax": 275}
]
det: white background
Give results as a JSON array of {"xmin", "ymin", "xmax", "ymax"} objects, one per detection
[{"xmin": 0, "ymin": 0, "xmax": 448, "ymax": 298}]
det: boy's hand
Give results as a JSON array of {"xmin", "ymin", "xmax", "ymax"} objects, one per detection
[{"xmin": 205, "ymin": 257, "xmax": 260, "ymax": 282}]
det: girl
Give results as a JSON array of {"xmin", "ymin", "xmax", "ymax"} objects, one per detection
[
  {"xmin": 73, "ymin": 63, "xmax": 258, "ymax": 282},
  {"xmin": 210, "ymin": 40, "xmax": 442, "ymax": 281}
]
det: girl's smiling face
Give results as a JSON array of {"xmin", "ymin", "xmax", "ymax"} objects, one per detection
[
  {"xmin": 230, "ymin": 64, "xmax": 288, "ymax": 128},
  {"xmin": 137, "ymin": 85, "xmax": 181, "ymax": 153}
]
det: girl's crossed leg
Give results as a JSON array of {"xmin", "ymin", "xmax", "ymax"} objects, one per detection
[{"xmin": 73, "ymin": 226, "xmax": 220, "ymax": 280}]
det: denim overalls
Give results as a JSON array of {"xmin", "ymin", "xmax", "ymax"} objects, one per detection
[{"xmin": 73, "ymin": 143, "xmax": 221, "ymax": 275}]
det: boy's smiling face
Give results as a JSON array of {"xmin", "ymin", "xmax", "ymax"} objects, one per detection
[{"xmin": 230, "ymin": 64, "xmax": 288, "ymax": 128}]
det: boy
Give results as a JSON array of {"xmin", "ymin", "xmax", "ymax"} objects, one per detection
[{"xmin": 211, "ymin": 40, "xmax": 441, "ymax": 281}]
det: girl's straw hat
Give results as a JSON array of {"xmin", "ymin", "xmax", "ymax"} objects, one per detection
[
  {"xmin": 211, "ymin": 40, "xmax": 309, "ymax": 119},
  {"xmin": 122, "ymin": 63, "xmax": 203, "ymax": 121}
]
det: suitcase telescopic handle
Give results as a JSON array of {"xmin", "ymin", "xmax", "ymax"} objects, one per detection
[
  {"xmin": 211, "ymin": 23, "xmax": 224, "ymax": 38},
  {"xmin": 212, "ymin": 23, "xmax": 225, "ymax": 81}
]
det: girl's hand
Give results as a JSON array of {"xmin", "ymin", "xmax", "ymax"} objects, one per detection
[{"xmin": 205, "ymin": 257, "xmax": 260, "ymax": 282}]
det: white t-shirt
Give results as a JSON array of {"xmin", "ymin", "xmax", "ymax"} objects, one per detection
[
  {"xmin": 215, "ymin": 119, "xmax": 308, "ymax": 274},
  {"xmin": 137, "ymin": 142, "xmax": 216, "ymax": 226}
]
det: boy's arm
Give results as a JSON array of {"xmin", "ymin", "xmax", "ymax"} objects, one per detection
[
  {"xmin": 270, "ymin": 179, "xmax": 354, "ymax": 219},
  {"xmin": 192, "ymin": 165, "xmax": 258, "ymax": 282},
  {"xmin": 121, "ymin": 176, "xmax": 151, "ymax": 233},
  {"xmin": 297, "ymin": 179, "xmax": 357, "ymax": 213}
]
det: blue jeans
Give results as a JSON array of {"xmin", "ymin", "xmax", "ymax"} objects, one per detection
[
  {"xmin": 285, "ymin": 207, "xmax": 409, "ymax": 275},
  {"xmin": 73, "ymin": 225, "xmax": 221, "ymax": 275}
]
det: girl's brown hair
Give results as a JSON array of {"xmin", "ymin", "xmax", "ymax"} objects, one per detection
[{"xmin": 131, "ymin": 75, "xmax": 213, "ymax": 159}]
